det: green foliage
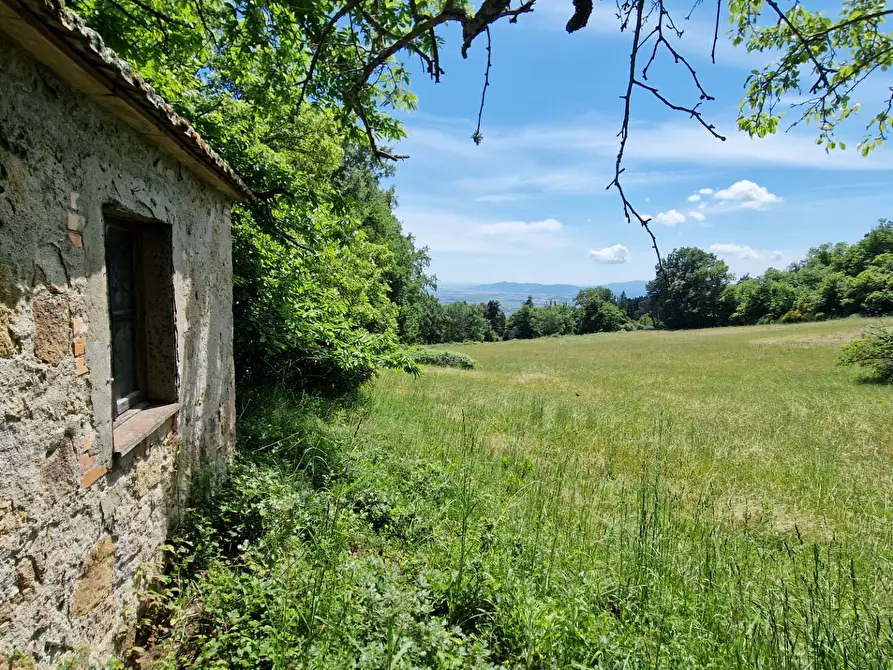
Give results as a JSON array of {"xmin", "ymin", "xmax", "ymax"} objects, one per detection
[
  {"xmin": 412, "ymin": 350, "xmax": 478, "ymax": 369},
  {"xmin": 418, "ymin": 301, "xmax": 490, "ymax": 345},
  {"xmin": 69, "ymin": 0, "xmax": 433, "ymax": 393},
  {"xmin": 733, "ymin": 0, "xmax": 893, "ymax": 154},
  {"xmin": 640, "ymin": 221, "xmax": 893, "ymax": 331},
  {"xmin": 648, "ymin": 247, "xmax": 733, "ymax": 329},
  {"xmin": 504, "ymin": 303, "xmax": 535, "ymax": 340},
  {"xmin": 483, "ymin": 300, "xmax": 507, "ymax": 338},
  {"xmin": 529, "ymin": 303, "xmax": 578, "ymax": 337},
  {"xmin": 840, "ymin": 326, "xmax": 893, "ymax": 382},
  {"xmin": 574, "ymin": 288, "xmax": 629, "ymax": 333}
]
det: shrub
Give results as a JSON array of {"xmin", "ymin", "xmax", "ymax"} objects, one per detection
[
  {"xmin": 840, "ymin": 327, "xmax": 893, "ymax": 382},
  {"xmin": 412, "ymin": 350, "xmax": 477, "ymax": 369}
]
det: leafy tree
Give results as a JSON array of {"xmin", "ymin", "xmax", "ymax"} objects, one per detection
[
  {"xmin": 484, "ymin": 300, "xmax": 507, "ymax": 338},
  {"xmin": 505, "ymin": 304, "xmax": 535, "ymax": 340},
  {"xmin": 441, "ymin": 302, "xmax": 490, "ymax": 343},
  {"xmin": 850, "ymin": 253, "xmax": 893, "ymax": 315},
  {"xmin": 530, "ymin": 303, "xmax": 578, "ymax": 337},
  {"xmin": 648, "ymin": 248, "xmax": 733, "ymax": 330},
  {"xmin": 575, "ymin": 288, "xmax": 628, "ymax": 333},
  {"xmin": 334, "ymin": 148, "xmax": 434, "ymax": 343}
]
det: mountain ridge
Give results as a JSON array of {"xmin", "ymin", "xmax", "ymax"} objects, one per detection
[{"xmin": 466, "ymin": 281, "xmax": 648, "ymax": 297}]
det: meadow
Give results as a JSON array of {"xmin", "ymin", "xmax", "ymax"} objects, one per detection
[{"xmin": 144, "ymin": 317, "xmax": 893, "ymax": 668}]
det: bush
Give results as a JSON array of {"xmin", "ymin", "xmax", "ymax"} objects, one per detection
[
  {"xmin": 840, "ymin": 327, "xmax": 893, "ymax": 382},
  {"xmin": 412, "ymin": 350, "xmax": 477, "ymax": 369}
]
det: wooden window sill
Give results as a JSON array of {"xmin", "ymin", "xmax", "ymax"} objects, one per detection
[{"xmin": 113, "ymin": 402, "xmax": 179, "ymax": 456}]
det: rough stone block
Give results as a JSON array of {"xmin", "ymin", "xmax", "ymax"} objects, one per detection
[
  {"xmin": 15, "ymin": 556, "xmax": 37, "ymax": 591},
  {"xmin": 34, "ymin": 244, "xmax": 69, "ymax": 294},
  {"xmin": 70, "ymin": 191, "xmax": 80, "ymax": 210},
  {"xmin": 40, "ymin": 437, "xmax": 78, "ymax": 502},
  {"xmin": 0, "ymin": 304, "xmax": 17, "ymax": 358},
  {"xmin": 33, "ymin": 297, "xmax": 70, "ymax": 365},
  {"xmin": 71, "ymin": 536, "xmax": 116, "ymax": 618}
]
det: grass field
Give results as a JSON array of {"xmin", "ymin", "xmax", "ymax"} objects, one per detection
[
  {"xmin": 359, "ymin": 317, "xmax": 893, "ymax": 666},
  {"xmin": 147, "ymin": 317, "xmax": 893, "ymax": 668}
]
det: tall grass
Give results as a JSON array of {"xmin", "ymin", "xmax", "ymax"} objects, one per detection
[{"xmin": 137, "ymin": 318, "xmax": 893, "ymax": 667}]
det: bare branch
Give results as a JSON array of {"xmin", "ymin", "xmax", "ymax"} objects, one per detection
[
  {"xmin": 609, "ymin": 0, "xmax": 665, "ymax": 272},
  {"xmin": 472, "ymin": 27, "xmax": 493, "ymax": 145},
  {"xmin": 634, "ymin": 80, "xmax": 726, "ymax": 138}
]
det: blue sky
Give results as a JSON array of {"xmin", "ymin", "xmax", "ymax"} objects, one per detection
[{"xmin": 389, "ymin": 0, "xmax": 893, "ymax": 285}]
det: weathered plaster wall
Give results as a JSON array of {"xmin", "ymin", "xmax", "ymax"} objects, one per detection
[{"xmin": 0, "ymin": 37, "xmax": 236, "ymax": 665}]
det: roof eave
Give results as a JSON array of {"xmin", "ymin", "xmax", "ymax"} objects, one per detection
[{"xmin": 0, "ymin": 0, "xmax": 254, "ymax": 203}]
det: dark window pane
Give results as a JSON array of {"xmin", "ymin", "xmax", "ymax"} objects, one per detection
[
  {"xmin": 106, "ymin": 223, "xmax": 140, "ymax": 411},
  {"xmin": 107, "ymin": 226, "xmax": 135, "ymax": 315},
  {"xmin": 111, "ymin": 318, "xmax": 137, "ymax": 401}
]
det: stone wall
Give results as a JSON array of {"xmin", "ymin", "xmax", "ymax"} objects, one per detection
[{"xmin": 0, "ymin": 35, "xmax": 236, "ymax": 666}]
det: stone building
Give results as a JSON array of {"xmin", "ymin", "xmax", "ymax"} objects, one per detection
[{"xmin": 0, "ymin": 0, "xmax": 251, "ymax": 664}]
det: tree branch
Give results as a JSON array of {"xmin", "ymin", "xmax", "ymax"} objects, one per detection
[
  {"xmin": 354, "ymin": 101, "xmax": 409, "ymax": 161},
  {"xmin": 765, "ymin": 0, "xmax": 833, "ymax": 95},
  {"xmin": 634, "ymin": 80, "xmax": 726, "ymax": 138},
  {"xmin": 609, "ymin": 0, "xmax": 665, "ymax": 272},
  {"xmin": 472, "ymin": 27, "xmax": 492, "ymax": 145},
  {"xmin": 298, "ymin": 0, "xmax": 363, "ymax": 111}
]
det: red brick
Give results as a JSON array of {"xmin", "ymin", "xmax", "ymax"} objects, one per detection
[
  {"xmin": 80, "ymin": 465, "xmax": 107, "ymax": 488},
  {"xmin": 79, "ymin": 435, "xmax": 93, "ymax": 454},
  {"xmin": 72, "ymin": 337, "xmax": 86, "ymax": 356},
  {"xmin": 79, "ymin": 455, "xmax": 96, "ymax": 473},
  {"xmin": 68, "ymin": 231, "xmax": 83, "ymax": 249},
  {"xmin": 75, "ymin": 355, "xmax": 89, "ymax": 376}
]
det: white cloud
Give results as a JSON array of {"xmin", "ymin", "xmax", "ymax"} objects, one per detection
[
  {"xmin": 687, "ymin": 194, "xmax": 702, "ymax": 202},
  {"xmin": 588, "ymin": 244, "xmax": 629, "ymax": 264},
  {"xmin": 710, "ymin": 243, "xmax": 783, "ymax": 261},
  {"xmin": 713, "ymin": 180, "xmax": 780, "ymax": 209},
  {"xmin": 396, "ymin": 208, "xmax": 568, "ymax": 255},
  {"xmin": 479, "ymin": 218, "xmax": 563, "ymax": 235},
  {"xmin": 654, "ymin": 209, "xmax": 686, "ymax": 227},
  {"xmin": 688, "ymin": 210, "xmax": 706, "ymax": 221},
  {"xmin": 699, "ymin": 188, "xmax": 714, "ymax": 195}
]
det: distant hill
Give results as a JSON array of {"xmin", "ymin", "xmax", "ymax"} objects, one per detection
[
  {"xmin": 470, "ymin": 281, "xmax": 648, "ymax": 298},
  {"xmin": 434, "ymin": 280, "xmax": 648, "ymax": 314}
]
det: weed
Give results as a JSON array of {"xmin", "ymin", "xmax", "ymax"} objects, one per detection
[{"xmin": 412, "ymin": 350, "xmax": 477, "ymax": 370}]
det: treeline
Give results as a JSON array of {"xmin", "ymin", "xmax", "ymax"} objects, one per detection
[
  {"xmin": 419, "ymin": 220, "xmax": 893, "ymax": 344},
  {"xmin": 649, "ymin": 219, "xmax": 893, "ymax": 329},
  {"xmin": 415, "ymin": 290, "xmax": 652, "ymax": 344}
]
